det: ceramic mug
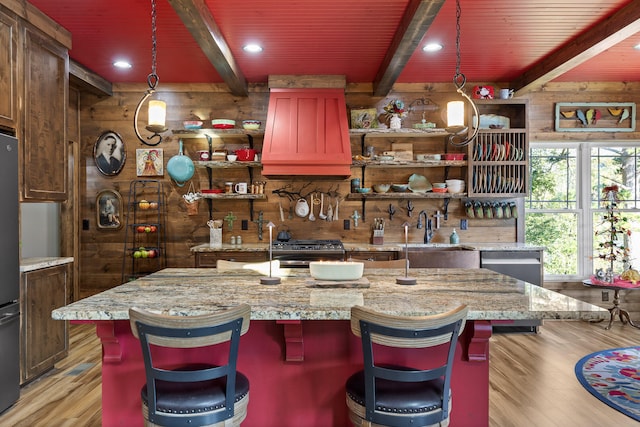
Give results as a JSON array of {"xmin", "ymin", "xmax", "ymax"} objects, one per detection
[
  {"xmin": 225, "ymin": 182, "xmax": 233, "ymax": 193},
  {"xmin": 234, "ymin": 182, "xmax": 248, "ymax": 194},
  {"xmin": 499, "ymin": 88, "xmax": 514, "ymax": 99}
]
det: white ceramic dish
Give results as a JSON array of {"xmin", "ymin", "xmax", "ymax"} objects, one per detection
[
  {"xmin": 408, "ymin": 174, "xmax": 432, "ymax": 193},
  {"xmin": 309, "ymin": 261, "xmax": 364, "ymax": 281},
  {"xmin": 473, "ymin": 114, "xmax": 510, "ymax": 129}
]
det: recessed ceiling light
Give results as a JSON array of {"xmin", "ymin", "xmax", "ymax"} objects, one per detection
[
  {"xmin": 423, "ymin": 43, "xmax": 443, "ymax": 52},
  {"xmin": 113, "ymin": 60, "xmax": 132, "ymax": 69},
  {"xmin": 243, "ymin": 44, "xmax": 263, "ymax": 53}
]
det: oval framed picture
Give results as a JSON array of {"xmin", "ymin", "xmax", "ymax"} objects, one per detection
[
  {"xmin": 94, "ymin": 130, "xmax": 126, "ymax": 176},
  {"xmin": 96, "ymin": 189, "xmax": 123, "ymax": 229}
]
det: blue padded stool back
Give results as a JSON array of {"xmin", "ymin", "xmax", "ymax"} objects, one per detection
[
  {"xmin": 129, "ymin": 304, "xmax": 251, "ymax": 427},
  {"xmin": 346, "ymin": 305, "xmax": 468, "ymax": 427}
]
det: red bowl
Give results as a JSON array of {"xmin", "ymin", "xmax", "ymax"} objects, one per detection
[
  {"xmin": 212, "ymin": 124, "xmax": 234, "ymax": 129},
  {"xmin": 442, "ymin": 153, "xmax": 465, "ymax": 161},
  {"xmin": 432, "ymin": 187, "xmax": 448, "ymax": 193}
]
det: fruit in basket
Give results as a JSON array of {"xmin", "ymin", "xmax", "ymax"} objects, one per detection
[
  {"xmin": 136, "ymin": 225, "xmax": 146, "ymax": 233},
  {"xmin": 138, "ymin": 200, "xmax": 150, "ymax": 210},
  {"xmin": 621, "ymin": 268, "xmax": 640, "ymax": 284}
]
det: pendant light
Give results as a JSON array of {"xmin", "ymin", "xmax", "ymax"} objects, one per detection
[
  {"xmin": 134, "ymin": 0, "xmax": 167, "ymax": 146},
  {"xmin": 445, "ymin": 0, "xmax": 478, "ymax": 147}
]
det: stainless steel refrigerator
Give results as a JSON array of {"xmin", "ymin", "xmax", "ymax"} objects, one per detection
[{"xmin": 0, "ymin": 132, "xmax": 20, "ymax": 413}]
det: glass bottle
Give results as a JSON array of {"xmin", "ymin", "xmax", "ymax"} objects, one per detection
[{"xmin": 449, "ymin": 229, "xmax": 459, "ymax": 244}]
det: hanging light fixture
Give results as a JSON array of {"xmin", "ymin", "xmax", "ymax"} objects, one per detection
[
  {"xmin": 134, "ymin": 0, "xmax": 167, "ymax": 146},
  {"xmin": 445, "ymin": 0, "xmax": 478, "ymax": 147}
]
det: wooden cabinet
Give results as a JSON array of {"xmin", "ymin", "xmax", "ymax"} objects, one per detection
[
  {"xmin": 347, "ymin": 251, "xmax": 398, "ymax": 261},
  {"xmin": 467, "ymin": 100, "xmax": 528, "ymax": 197},
  {"xmin": 195, "ymin": 251, "xmax": 267, "ymax": 267},
  {"xmin": 21, "ymin": 264, "xmax": 69, "ymax": 384},
  {"xmin": 21, "ymin": 23, "xmax": 68, "ymax": 201},
  {"xmin": 0, "ymin": 8, "xmax": 18, "ymax": 130}
]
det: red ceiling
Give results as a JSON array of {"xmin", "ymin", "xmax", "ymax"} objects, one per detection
[{"xmin": 27, "ymin": 0, "xmax": 640, "ymax": 87}]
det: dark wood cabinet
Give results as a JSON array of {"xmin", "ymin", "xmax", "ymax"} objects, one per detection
[
  {"xmin": 347, "ymin": 251, "xmax": 398, "ymax": 261},
  {"xmin": 21, "ymin": 24, "xmax": 68, "ymax": 201},
  {"xmin": 21, "ymin": 264, "xmax": 69, "ymax": 384},
  {"xmin": 195, "ymin": 251, "xmax": 267, "ymax": 267},
  {"xmin": 0, "ymin": 8, "xmax": 18, "ymax": 131}
]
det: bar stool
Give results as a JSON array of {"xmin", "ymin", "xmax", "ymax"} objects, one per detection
[
  {"xmin": 346, "ymin": 304, "xmax": 468, "ymax": 427},
  {"xmin": 129, "ymin": 304, "xmax": 251, "ymax": 427}
]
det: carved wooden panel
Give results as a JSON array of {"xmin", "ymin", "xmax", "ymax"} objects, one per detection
[
  {"xmin": 0, "ymin": 9, "xmax": 18, "ymax": 130},
  {"xmin": 22, "ymin": 25, "xmax": 68, "ymax": 200},
  {"xmin": 21, "ymin": 264, "xmax": 68, "ymax": 384}
]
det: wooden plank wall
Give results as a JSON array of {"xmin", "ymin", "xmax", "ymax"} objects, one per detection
[{"xmin": 77, "ymin": 82, "xmax": 640, "ymax": 315}]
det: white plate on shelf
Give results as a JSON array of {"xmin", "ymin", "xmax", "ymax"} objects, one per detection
[{"xmin": 473, "ymin": 114, "xmax": 511, "ymax": 129}]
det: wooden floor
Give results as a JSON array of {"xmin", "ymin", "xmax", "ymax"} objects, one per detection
[{"xmin": 1, "ymin": 320, "xmax": 640, "ymax": 427}]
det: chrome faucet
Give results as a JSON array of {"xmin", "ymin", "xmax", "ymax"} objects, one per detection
[{"xmin": 417, "ymin": 210, "xmax": 433, "ymax": 243}]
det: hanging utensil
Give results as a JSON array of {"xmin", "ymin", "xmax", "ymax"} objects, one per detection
[
  {"xmin": 308, "ymin": 194, "xmax": 316, "ymax": 221},
  {"xmin": 327, "ymin": 200, "xmax": 333, "ymax": 221},
  {"xmin": 319, "ymin": 193, "xmax": 327, "ymax": 220},
  {"xmin": 279, "ymin": 202, "xmax": 285, "ymax": 222},
  {"xmin": 334, "ymin": 198, "xmax": 339, "ymax": 221},
  {"xmin": 295, "ymin": 198, "xmax": 310, "ymax": 217}
]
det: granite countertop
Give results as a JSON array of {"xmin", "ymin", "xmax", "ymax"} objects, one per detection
[
  {"xmin": 190, "ymin": 242, "xmax": 545, "ymax": 253},
  {"xmin": 21, "ymin": 257, "xmax": 74, "ymax": 273},
  {"xmin": 53, "ymin": 267, "xmax": 605, "ymax": 322}
]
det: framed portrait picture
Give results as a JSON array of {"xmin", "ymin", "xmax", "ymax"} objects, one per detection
[
  {"xmin": 136, "ymin": 148, "xmax": 164, "ymax": 176},
  {"xmin": 350, "ymin": 108, "xmax": 378, "ymax": 129},
  {"xmin": 94, "ymin": 131, "xmax": 126, "ymax": 176},
  {"xmin": 96, "ymin": 190, "xmax": 123, "ymax": 229}
]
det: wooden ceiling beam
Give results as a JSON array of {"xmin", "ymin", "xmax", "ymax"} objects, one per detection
[
  {"xmin": 372, "ymin": 0, "xmax": 446, "ymax": 97},
  {"xmin": 513, "ymin": 1, "xmax": 640, "ymax": 95},
  {"xmin": 69, "ymin": 60, "xmax": 113, "ymax": 96},
  {"xmin": 166, "ymin": 0, "xmax": 248, "ymax": 97}
]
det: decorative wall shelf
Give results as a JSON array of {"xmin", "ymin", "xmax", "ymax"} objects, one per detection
[
  {"xmin": 347, "ymin": 192, "xmax": 466, "ymax": 200},
  {"xmin": 555, "ymin": 102, "xmax": 635, "ymax": 132},
  {"xmin": 352, "ymin": 160, "xmax": 466, "ymax": 168},
  {"xmin": 197, "ymin": 194, "xmax": 266, "ymax": 200},
  {"xmin": 172, "ymin": 129, "xmax": 264, "ymax": 139}
]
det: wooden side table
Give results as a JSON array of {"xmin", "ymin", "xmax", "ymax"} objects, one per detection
[{"xmin": 583, "ymin": 280, "xmax": 640, "ymax": 330}]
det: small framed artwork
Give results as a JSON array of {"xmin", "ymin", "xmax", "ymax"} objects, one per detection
[
  {"xmin": 136, "ymin": 148, "xmax": 164, "ymax": 176},
  {"xmin": 96, "ymin": 189, "xmax": 123, "ymax": 229},
  {"xmin": 350, "ymin": 108, "xmax": 378, "ymax": 129},
  {"xmin": 94, "ymin": 131, "xmax": 126, "ymax": 176}
]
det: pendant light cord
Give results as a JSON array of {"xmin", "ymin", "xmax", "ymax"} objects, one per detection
[
  {"xmin": 148, "ymin": 0, "xmax": 159, "ymax": 89},
  {"xmin": 134, "ymin": 0, "xmax": 164, "ymax": 146},
  {"xmin": 447, "ymin": 0, "xmax": 478, "ymax": 147}
]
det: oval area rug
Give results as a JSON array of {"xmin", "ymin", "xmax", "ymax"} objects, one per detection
[{"xmin": 575, "ymin": 346, "xmax": 640, "ymax": 422}]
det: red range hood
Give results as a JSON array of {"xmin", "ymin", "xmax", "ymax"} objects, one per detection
[{"xmin": 261, "ymin": 88, "xmax": 352, "ymax": 177}]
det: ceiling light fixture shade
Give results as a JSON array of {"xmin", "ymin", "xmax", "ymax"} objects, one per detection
[
  {"xmin": 134, "ymin": 0, "xmax": 167, "ymax": 146},
  {"xmin": 445, "ymin": 0, "xmax": 478, "ymax": 147}
]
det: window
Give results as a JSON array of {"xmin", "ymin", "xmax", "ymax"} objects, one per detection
[{"xmin": 526, "ymin": 142, "xmax": 640, "ymax": 280}]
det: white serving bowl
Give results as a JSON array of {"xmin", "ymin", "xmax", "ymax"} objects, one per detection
[
  {"xmin": 447, "ymin": 184, "xmax": 465, "ymax": 193},
  {"xmin": 309, "ymin": 261, "xmax": 364, "ymax": 281}
]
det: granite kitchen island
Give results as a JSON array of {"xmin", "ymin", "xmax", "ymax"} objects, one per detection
[{"xmin": 53, "ymin": 268, "xmax": 607, "ymax": 427}]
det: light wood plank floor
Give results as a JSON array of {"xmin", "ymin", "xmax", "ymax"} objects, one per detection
[{"xmin": 1, "ymin": 320, "xmax": 639, "ymax": 426}]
